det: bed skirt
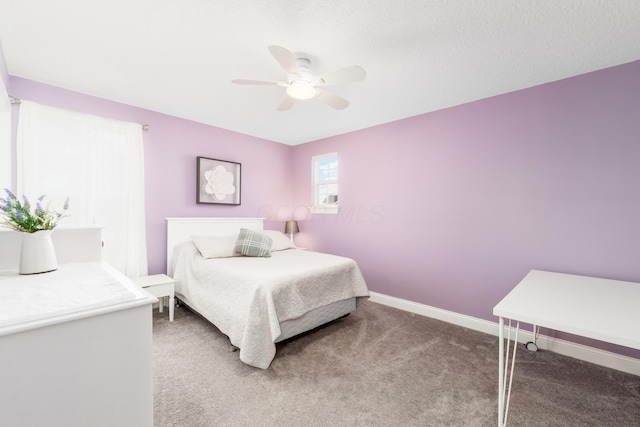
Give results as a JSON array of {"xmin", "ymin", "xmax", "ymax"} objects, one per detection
[{"xmin": 176, "ymin": 292, "xmax": 356, "ymax": 345}]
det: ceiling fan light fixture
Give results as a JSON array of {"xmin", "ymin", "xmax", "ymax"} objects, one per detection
[
  {"xmin": 232, "ymin": 45, "xmax": 365, "ymax": 110},
  {"xmin": 286, "ymin": 81, "xmax": 316, "ymax": 100}
]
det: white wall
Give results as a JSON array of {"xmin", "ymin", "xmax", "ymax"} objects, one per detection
[
  {"xmin": 0, "ymin": 37, "xmax": 11, "ymax": 190},
  {"xmin": 0, "ymin": 110, "xmax": 9, "ymax": 190}
]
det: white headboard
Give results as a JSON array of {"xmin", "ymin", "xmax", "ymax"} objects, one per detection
[{"xmin": 166, "ymin": 217, "xmax": 264, "ymax": 276}]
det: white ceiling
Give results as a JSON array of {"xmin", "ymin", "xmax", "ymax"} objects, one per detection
[{"xmin": 0, "ymin": 1, "xmax": 638, "ymax": 145}]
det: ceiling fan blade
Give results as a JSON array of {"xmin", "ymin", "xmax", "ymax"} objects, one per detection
[
  {"xmin": 268, "ymin": 45, "xmax": 300, "ymax": 75},
  {"xmin": 232, "ymin": 79, "xmax": 280, "ymax": 85},
  {"xmin": 316, "ymin": 89, "xmax": 349, "ymax": 110},
  {"xmin": 315, "ymin": 66, "xmax": 366, "ymax": 86},
  {"xmin": 277, "ymin": 96, "xmax": 296, "ymax": 111}
]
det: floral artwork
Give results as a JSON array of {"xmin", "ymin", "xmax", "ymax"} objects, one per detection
[
  {"xmin": 204, "ymin": 166, "xmax": 236, "ymax": 201},
  {"xmin": 196, "ymin": 157, "xmax": 241, "ymax": 205}
]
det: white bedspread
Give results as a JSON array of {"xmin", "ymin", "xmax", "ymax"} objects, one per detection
[{"xmin": 172, "ymin": 243, "xmax": 369, "ymax": 368}]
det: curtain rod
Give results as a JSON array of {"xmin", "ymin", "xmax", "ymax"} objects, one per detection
[{"xmin": 8, "ymin": 95, "xmax": 149, "ymax": 131}]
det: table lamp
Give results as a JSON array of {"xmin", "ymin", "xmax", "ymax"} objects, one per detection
[{"xmin": 284, "ymin": 220, "xmax": 299, "ymax": 243}]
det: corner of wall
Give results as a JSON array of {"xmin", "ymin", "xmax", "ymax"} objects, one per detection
[
  {"xmin": 0, "ymin": 37, "xmax": 10, "ymax": 111},
  {"xmin": 0, "ymin": 37, "xmax": 11, "ymax": 191}
]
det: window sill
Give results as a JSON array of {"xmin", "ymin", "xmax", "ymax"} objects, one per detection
[{"xmin": 310, "ymin": 206, "xmax": 339, "ymax": 215}]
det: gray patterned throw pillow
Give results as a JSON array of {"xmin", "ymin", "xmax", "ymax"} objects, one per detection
[{"xmin": 233, "ymin": 228, "xmax": 273, "ymax": 257}]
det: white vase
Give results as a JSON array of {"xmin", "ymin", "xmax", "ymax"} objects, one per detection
[{"xmin": 19, "ymin": 230, "xmax": 58, "ymax": 275}]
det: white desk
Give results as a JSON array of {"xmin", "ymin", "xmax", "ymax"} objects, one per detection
[{"xmin": 493, "ymin": 270, "xmax": 640, "ymax": 427}]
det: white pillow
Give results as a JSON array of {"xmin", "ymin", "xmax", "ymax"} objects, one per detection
[
  {"xmin": 191, "ymin": 234, "xmax": 238, "ymax": 259},
  {"xmin": 261, "ymin": 230, "xmax": 297, "ymax": 251}
]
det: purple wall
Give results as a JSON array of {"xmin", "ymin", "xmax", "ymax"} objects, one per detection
[
  {"xmin": 8, "ymin": 61, "xmax": 640, "ymax": 358},
  {"xmin": 8, "ymin": 77, "xmax": 294, "ymax": 274},
  {"xmin": 292, "ymin": 61, "xmax": 640, "ymax": 357}
]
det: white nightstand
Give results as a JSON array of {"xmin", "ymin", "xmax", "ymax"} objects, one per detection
[{"xmin": 132, "ymin": 274, "xmax": 175, "ymax": 321}]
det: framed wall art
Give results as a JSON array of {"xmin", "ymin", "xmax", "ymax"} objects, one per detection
[{"xmin": 196, "ymin": 156, "xmax": 241, "ymax": 205}]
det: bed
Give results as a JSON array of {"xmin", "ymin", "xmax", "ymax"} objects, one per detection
[{"xmin": 166, "ymin": 217, "xmax": 369, "ymax": 369}]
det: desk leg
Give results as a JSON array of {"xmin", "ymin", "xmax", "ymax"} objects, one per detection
[
  {"xmin": 498, "ymin": 317, "xmax": 505, "ymax": 427},
  {"xmin": 498, "ymin": 318, "xmax": 520, "ymax": 427}
]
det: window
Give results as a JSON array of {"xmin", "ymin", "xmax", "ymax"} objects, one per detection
[
  {"xmin": 16, "ymin": 101, "xmax": 148, "ymax": 277},
  {"xmin": 311, "ymin": 152, "xmax": 338, "ymax": 214}
]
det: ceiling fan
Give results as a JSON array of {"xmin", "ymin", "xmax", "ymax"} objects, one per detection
[{"xmin": 232, "ymin": 45, "xmax": 366, "ymax": 111}]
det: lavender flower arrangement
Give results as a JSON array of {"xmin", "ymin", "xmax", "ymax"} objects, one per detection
[{"xmin": 0, "ymin": 189, "xmax": 69, "ymax": 233}]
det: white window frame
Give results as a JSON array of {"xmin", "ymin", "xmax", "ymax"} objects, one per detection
[{"xmin": 310, "ymin": 152, "xmax": 339, "ymax": 215}]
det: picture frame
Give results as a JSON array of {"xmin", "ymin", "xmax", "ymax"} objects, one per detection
[{"xmin": 196, "ymin": 156, "xmax": 241, "ymax": 205}]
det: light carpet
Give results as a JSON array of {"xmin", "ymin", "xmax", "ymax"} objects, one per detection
[{"xmin": 152, "ymin": 301, "xmax": 640, "ymax": 426}]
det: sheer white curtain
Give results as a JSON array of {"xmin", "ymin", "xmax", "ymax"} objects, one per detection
[{"xmin": 16, "ymin": 101, "xmax": 148, "ymax": 277}]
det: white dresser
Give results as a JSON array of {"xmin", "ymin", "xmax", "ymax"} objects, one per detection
[
  {"xmin": 0, "ymin": 227, "xmax": 156, "ymax": 427},
  {"xmin": 0, "ymin": 225, "xmax": 105, "ymax": 271}
]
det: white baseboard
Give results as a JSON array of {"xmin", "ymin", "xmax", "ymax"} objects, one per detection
[{"xmin": 368, "ymin": 292, "xmax": 640, "ymax": 376}]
